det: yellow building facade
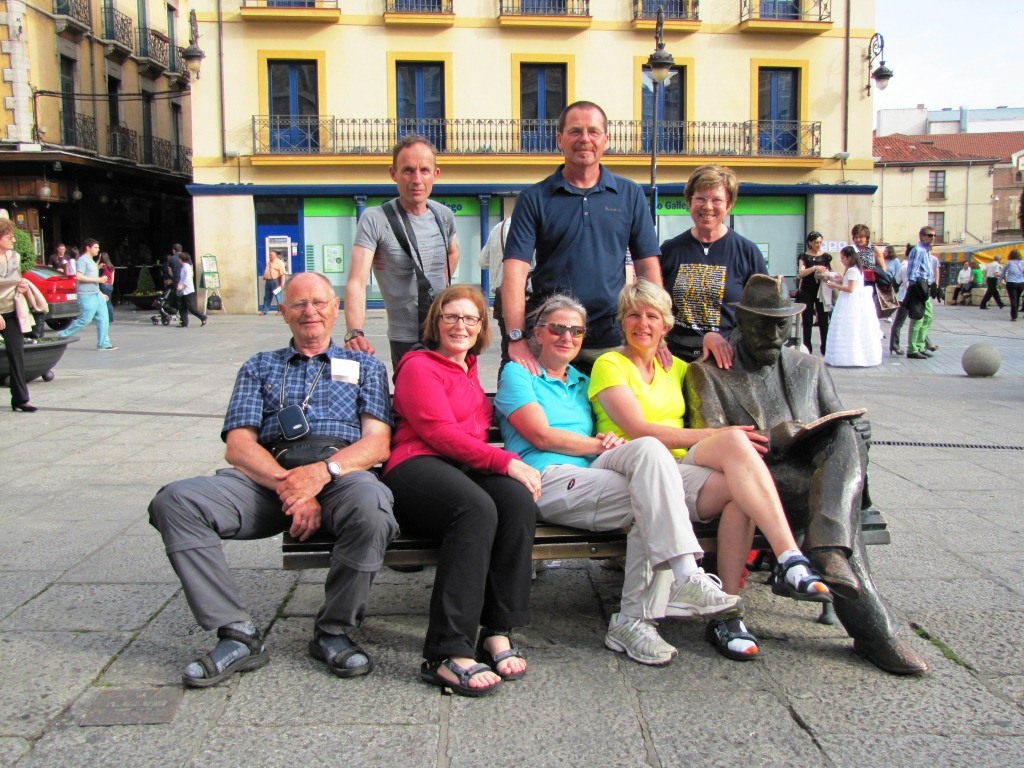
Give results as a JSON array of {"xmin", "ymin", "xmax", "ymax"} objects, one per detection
[
  {"xmin": 1, "ymin": 0, "xmax": 194, "ymax": 273},
  {"xmin": 187, "ymin": 0, "xmax": 880, "ymax": 311}
]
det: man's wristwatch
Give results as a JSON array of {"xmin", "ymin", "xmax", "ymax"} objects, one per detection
[
  {"xmin": 324, "ymin": 460, "xmax": 343, "ymax": 481},
  {"xmin": 508, "ymin": 328, "xmax": 526, "ymax": 342},
  {"xmin": 344, "ymin": 329, "xmax": 365, "ymax": 343}
]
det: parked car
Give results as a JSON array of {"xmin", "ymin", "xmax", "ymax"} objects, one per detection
[{"xmin": 22, "ymin": 266, "xmax": 80, "ymax": 331}]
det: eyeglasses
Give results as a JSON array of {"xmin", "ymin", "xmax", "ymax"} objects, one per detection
[
  {"xmin": 287, "ymin": 299, "xmax": 335, "ymax": 312},
  {"xmin": 539, "ymin": 323, "xmax": 586, "ymax": 338},
  {"xmin": 691, "ymin": 196, "xmax": 730, "ymax": 208},
  {"xmin": 440, "ymin": 314, "xmax": 481, "ymax": 327},
  {"xmin": 923, "ymin": 233, "xmax": 936, "ymax": 238}
]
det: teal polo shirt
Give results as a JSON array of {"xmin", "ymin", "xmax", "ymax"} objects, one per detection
[{"xmin": 494, "ymin": 361, "xmax": 595, "ymax": 472}]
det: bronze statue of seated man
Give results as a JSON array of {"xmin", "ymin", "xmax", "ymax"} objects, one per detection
[{"xmin": 683, "ymin": 275, "xmax": 927, "ymax": 675}]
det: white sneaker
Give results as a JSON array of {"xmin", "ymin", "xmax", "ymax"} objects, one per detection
[
  {"xmin": 604, "ymin": 613, "xmax": 677, "ymax": 666},
  {"xmin": 664, "ymin": 569, "xmax": 743, "ymax": 618}
]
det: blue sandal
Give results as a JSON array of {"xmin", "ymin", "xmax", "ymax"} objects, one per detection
[
  {"xmin": 705, "ymin": 618, "xmax": 760, "ymax": 662},
  {"xmin": 771, "ymin": 554, "xmax": 833, "ymax": 604}
]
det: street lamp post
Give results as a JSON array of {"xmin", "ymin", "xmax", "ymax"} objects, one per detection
[
  {"xmin": 647, "ymin": 7, "xmax": 674, "ymax": 223},
  {"xmin": 865, "ymin": 33, "xmax": 893, "ymax": 95}
]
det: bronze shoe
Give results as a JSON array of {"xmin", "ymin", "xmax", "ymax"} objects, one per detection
[
  {"xmin": 811, "ymin": 547, "xmax": 861, "ymax": 600},
  {"xmin": 853, "ymin": 635, "xmax": 928, "ymax": 676}
]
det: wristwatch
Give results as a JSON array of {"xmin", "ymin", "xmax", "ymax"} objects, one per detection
[
  {"xmin": 344, "ymin": 329, "xmax": 365, "ymax": 343},
  {"xmin": 324, "ymin": 459, "xmax": 343, "ymax": 481},
  {"xmin": 508, "ymin": 328, "xmax": 526, "ymax": 342}
]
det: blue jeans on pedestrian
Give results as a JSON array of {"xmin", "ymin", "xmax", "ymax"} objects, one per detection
[
  {"xmin": 261, "ymin": 281, "xmax": 281, "ymax": 313},
  {"xmin": 59, "ymin": 292, "xmax": 112, "ymax": 349}
]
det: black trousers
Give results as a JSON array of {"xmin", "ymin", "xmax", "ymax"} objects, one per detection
[
  {"xmin": 980, "ymin": 277, "xmax": 1005, "ymax": 309},
  {"xmin": 384, "ymin": 456, "xmax": 535, "ymax": 661},
  {"xmin": 1007, "ymin": 282, "xmax": 1024, "ymax": 321},
  {"xmin": 1, "ymin": 310, "xmax": 29, "ymax": 406},
  {"xmin": 797, "ymin": 292, "xmax": 829, "ymax": 354},
  {"xmin": 178, "ymin": 293, "xmax": 207, "ymax": 326}
]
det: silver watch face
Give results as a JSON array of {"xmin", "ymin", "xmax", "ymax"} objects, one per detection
[
  {"xmin": 326, "ymin": 460, "xmax": 342, "ymax": 478},
  {"xmin": 509, "ymin": 329, "xmax": 525, "ymax": 342}
]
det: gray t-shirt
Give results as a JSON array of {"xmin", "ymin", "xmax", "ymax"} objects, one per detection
[
  {"xmin": 76, "ymin": 254, "xmax": 100, "ymax": 295},
  {"xmin": 354, "ymin": 200, "xmax": 457, "ymax": 342}
]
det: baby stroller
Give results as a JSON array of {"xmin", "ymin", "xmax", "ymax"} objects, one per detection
[{"xmin": 150, "ymin": 288, "xmax": 177, "ymax": 326}]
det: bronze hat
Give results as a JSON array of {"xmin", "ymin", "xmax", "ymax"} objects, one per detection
[{"xmin": 730, "ymin": 274, "xmax": 805, "ymax": 318}]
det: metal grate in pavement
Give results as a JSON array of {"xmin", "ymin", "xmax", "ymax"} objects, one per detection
[{"xmin": 874, "ymin": 440, "xmax": 1024, "ymax": 451}]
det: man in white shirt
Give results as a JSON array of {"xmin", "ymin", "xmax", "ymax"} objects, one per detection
[{"xmin": 979, "ymin": 256, "xmax": 1005, "ymax": 310}]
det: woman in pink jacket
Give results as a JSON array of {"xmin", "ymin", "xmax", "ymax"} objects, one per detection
[{"xmin": 384, "ymin": 285, "xmax": 540, "ymax": 698}]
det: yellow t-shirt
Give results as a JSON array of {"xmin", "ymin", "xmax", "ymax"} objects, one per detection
[{"xmin": 588, "ymin": 351, "xmax": 690, "ymax": 458}]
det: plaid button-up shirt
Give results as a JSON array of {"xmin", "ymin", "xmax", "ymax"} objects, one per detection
[{"xmin": 221, "ymin": 340, "xmax": 392, "ymax": 445}]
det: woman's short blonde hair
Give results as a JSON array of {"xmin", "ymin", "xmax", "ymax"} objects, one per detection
[
  {"xmin": 421, "ymin": 285, "xmax": 492, "ymax": 355},
  {"xmin": 684, "ymin": 164, "xmax": 739, "ymax": 205},
  {"xmin": 616, "ymin": 279, "xmax": 674, "ymax": 331},
  {"xmin": 0, "ymin": 218, "xmax": 15, "ymax": 238}
]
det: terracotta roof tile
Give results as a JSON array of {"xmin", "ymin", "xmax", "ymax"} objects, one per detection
[{"xmin": 873, "ymin": 132, "xmax": 1024, "ymax": 163}]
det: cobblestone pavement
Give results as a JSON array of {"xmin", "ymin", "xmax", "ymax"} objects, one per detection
[{"xmin": 1, "ymin": 299, "xmax": 1022, "ymax": 767}]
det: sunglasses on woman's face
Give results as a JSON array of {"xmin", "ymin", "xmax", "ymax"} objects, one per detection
[{"xmin": 539, "ymin": 323, "xmax": 586, "ymax": 338}]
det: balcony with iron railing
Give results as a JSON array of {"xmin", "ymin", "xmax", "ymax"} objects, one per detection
[
  {"xmin": 166, "ymin": 47, "xmax": 191, "ymax": 86},
  {"xmin": 251, "ymin": 116, "xmax": 822, "ymax": 160},
  {"xmin": 739, "ymin": 0, "xmax": 832, "ymax": 33},
  {"xmin": 136, "ymin": 27, "xmax": 170, "ymax": 72},
  {"xmin": 239, "ymin": 0, "xmax": 341, "ymax": 22},
  {"xmin": 100, "ymin": 3, "xmax": 133, "ymax": 55},
  {"xmin": 152, "ymin": 137, "xmax": 176, "ymax": 170},
  {"xmin": 634, "ymin": 0, "xmax": 698, "ymax": 21},
  {"xmin": 53, "ymin": 0, "xmax": 92, "ymax": 36},
  {"xmin": 60, "ymin": 112, "xmax": 97, "ymax": 152},
  {"xmin": 498, "ymin": 0, "xmax": 591, "ymax": 27},
  {"xmin": 175, "ymin": 145, "xmax": 193, "ymax": 175},
  {"xmin": 108, "ymin": 124, "xmax": 138, "ymax": 161},
  {"xmin": 384, "ymin": 0, "xmax": 455, "ymax": 24}
]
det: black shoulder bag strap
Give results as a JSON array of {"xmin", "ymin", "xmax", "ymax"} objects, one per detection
[{"xmin": 382, "ymin": 199, "xmax": 452, "ymax": 287}]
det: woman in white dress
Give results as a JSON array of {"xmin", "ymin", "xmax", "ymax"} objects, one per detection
[{"xmin": 823, "ymin": 246, "xmax": 882, "ymax": 367}]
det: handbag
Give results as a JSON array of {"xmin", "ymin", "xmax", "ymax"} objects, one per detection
[
  {"xmin": 268, "ymin": 437, "xmax": 349, "ymax": 469},
  {"xmin": 873, "ymin": 282, "xmax": 899, "ymax": 318}
]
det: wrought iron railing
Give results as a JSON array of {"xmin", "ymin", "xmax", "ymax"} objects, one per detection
[
  {"xmin": 54, "ymin": 0, "xmax": 92, "ymax": 26},
  {"xmin": 60, "ymin": 112, "xmax": 97, "ymax": 151},
  {"xmin": 252, "ymin": 116, "xmax": 822, "ymax": 158},
  {"xmin": 101, "ymin": 3, "xmax": 133, "ymax": 48},
  {"xmin": 740, "ymin": 0, "xmax": 830, "ymax": 22},
  {"xmin": 633, "ymin": 0, "xmax": 698, "ymax": 20},
  {"xmin": 152, "ymin": 137, "xmax": 175, "ymax": 170},
  {"xmin": 175, "ymin": 146, "xmax": 193, "ymax": 175},
  {"xmin": 499, "ymin": 0, "xmax": 590, "ymax": 16},
  {"xmin": 386, "ymin": 0, "xmax": 453, "ymax": 11},
  {"xmin": 137, "ymin": 27, "xmax": 169, "ymax": 67},
  {"xmin": 241, "ymin": 0, "xmax": 339, "ymax": 7},
  {"xmin": 108, "ymin": 124, "xmax": 137, "ymax": 160}
]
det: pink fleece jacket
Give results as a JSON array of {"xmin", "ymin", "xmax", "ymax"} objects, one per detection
[{"xmin": 384, "ymin": 349, "xmax": 518, "ymax": 476}]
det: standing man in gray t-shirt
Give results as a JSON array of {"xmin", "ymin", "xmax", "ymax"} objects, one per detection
[{"xmin": 345, "ymin": 135, "xmax": 459, "ymax": 367}]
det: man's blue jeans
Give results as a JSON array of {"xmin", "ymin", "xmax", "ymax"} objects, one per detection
[{"xmin": 59, "ymin": 293, "xmax": 111, "ymax": 348}]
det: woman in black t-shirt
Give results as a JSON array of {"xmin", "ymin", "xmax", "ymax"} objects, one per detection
[{"xmin": 795, "ymin": 231, "xmax": 833, "ymax": 355}]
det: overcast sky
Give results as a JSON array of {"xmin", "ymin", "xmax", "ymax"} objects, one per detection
[{"xmin": 873, "ymin": 1, "xmax": 1022, "ymax": 113}]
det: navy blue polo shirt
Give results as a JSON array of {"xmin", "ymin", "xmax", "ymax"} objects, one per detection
[{"xmin": 504, "ymin": 165, "xmax": 660, "ymax": 349}]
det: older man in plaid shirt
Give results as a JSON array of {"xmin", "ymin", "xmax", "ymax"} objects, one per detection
[{"xmin": 149, "ymin": 272, "xmax": 398, "ymax": 688}]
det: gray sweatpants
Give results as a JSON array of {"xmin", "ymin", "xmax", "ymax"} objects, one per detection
[
  {"xmin": 149, "ymin": 468, "xmax": 397, "ymax": 636},
  {"xmin": 536, "ymin": 437, "xmax": 712, "ymax": 620}
]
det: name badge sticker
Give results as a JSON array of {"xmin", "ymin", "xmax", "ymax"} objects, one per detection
[{"xmin": 331, "ymin": 358, "xmax": 360, "ymax": 384}]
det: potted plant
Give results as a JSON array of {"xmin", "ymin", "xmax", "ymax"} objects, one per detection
[
  {"xmin": 0, "ymin": 228, "xmax": 79, "ymax": 384},
  {"xmin": 126, "ymin": 262, "xmax": 163, "ymax": 309}
]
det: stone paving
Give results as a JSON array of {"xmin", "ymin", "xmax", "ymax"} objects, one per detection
[{"xmin": 1, "ymin": 299, "xmax": 1022, "ymax": 767}]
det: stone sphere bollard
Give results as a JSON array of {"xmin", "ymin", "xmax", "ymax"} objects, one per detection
[{"xmin": 961, "ymin": 344, "xmax": 1001, "ymax": 377}]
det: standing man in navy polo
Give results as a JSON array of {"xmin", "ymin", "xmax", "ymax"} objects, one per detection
[{"xmin": 501, "ymin": 101, "xmax": 662, "ymax": 375}]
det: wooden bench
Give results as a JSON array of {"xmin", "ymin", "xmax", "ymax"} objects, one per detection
[{"xmin": 281, "ymin": 395, "xmax": 890, "ymax": 570}]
